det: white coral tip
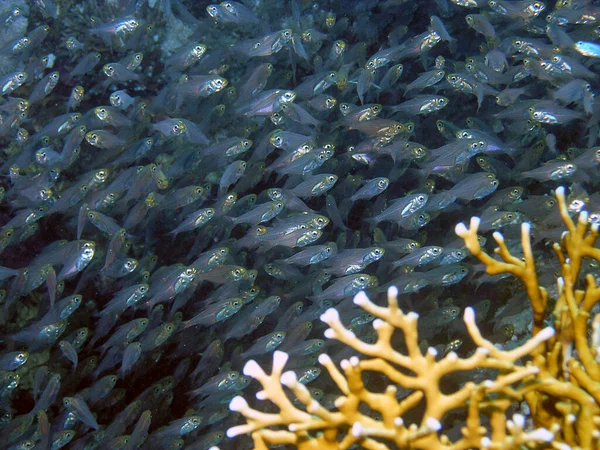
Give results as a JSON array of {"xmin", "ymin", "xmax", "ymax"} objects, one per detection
[
  {"xmin": 353, "ymin": 291, "xmax": 369, "ymax": 305},
  {"xmin": 528, "ymin": 428, "xmax": 554, "ymax": 442},
  {"xmin": 555, "ymin": 186, "xmax": 565, "ymax": 197},
  {"xmin": 454, "ymin": 222, "xmax": 468, "ymax": 236},
  {"xmin": 229, "ymin": 396, "xmax": 248, "ymax": 412},
  {"xmin": 320, "ymin": 307, "xmax": 339, "ymax": 324},
  {"xmin": 481, "ymin": 437, "xmax": 491, "ymax": 448},
  {"xmin": 349, "ymin": 356, "xmax": 359, "ymax": 366},
  {"xmin": 373, "ymin": 318, "xmax": 384, "ymax": 329},
  {"xmin": 426, "ymin": 417, "xmax": 441, "ymax": 431},
  {"xmin": 387, "ymin": 285, "xmax": 398, "ymax": 298},
  {"xmin": 280, "ymin": 371, "xmax": 297, "ymax": 386},
  {"xmin": 492, "ymin": 231, "xmax": 504, "ymax": 243},
  {"xmin": 463, "ymin": 307, "xmax": 475, "ymax": 323},
  {"xmin": 227, "ymin": 425, "xmax": 248, "ymax": 438},
  {"xmin": 352, "ymin": 422, "xmax": 364, "ymax": 437},
  {"xmin": 318, "ymin": 353, "xmax": 332, "ymax": 365},
  {"xmin": 242, "ymin": 360, "xmax": 262, "ymax": 378},
  {"xmin": 394, "ymin": 417, "xmax": 404, "ymax": 427},
  {"xmin": 537, "ymin": 327, "xmax": 555, "ymax": 341},
  {"xmin": 273, "ymin": 350, "xmax": 289, "ymax": 371},
  {"xmin": 308, "ymin": 399, "xmax": 319, "ymax": 413},
  {"xmin": 522, "ymin": 222, "xmax": 531, "ymax": 234},
  {"xmin": 427, "ymin": 347, "xmax": 438, "ymax": 357},
  {"xmin": 324, "ymin": 328, "xmax": 336, "ymax": 339},
  {"xmin": 470, "ymin": 216, "xmax": 481, "ymax": 228},
  {"xmin": 512, "ymin": 413, "xmax": 525, "ymax": 428}
]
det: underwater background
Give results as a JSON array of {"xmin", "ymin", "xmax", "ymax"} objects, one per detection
[{"xmin": 0, "ymin": 0, "xmax": 599, "ymax": 448}]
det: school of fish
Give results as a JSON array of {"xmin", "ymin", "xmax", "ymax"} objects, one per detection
[{"xmin": 0, "ymin": 0, "xmax": 599, "ymax": 448}]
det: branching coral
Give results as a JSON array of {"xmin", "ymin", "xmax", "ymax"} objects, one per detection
[{"xmin": 227, "ymin": 186, "xmax": 600, "ymax": 449}]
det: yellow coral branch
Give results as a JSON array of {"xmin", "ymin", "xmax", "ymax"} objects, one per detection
[{"xmin": 229, "ymin": 186, "xmax": 600, "ymax": 450}]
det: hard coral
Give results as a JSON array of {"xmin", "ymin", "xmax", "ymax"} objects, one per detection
[{"xmin": 227, "ymin": 185, "xmax": 600, "ymax": 449}]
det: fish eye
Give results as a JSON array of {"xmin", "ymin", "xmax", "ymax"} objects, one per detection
[{"xmin": 449, "ymin": 75, "xmax": 457, "ymax": 82}]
